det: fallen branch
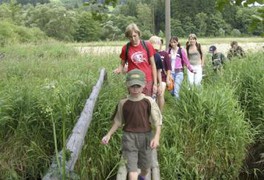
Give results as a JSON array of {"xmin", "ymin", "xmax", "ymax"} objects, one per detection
[{"xmin": 43, "ymin": 68, "xmax": 107, "ymax": 180}]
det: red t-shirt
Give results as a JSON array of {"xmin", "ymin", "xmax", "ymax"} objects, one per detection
[{"xmin": 120, "ymin": 40, "xmax": 155, "ymax": 82}]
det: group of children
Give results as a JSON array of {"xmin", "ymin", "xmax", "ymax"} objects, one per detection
[
  {"xmin": 208, "ymin": 41, "xmax": 245, "ymax": 72},
  {"xmin": 102, "ymin": 22, "xmax": 246, "ymax": 180}
]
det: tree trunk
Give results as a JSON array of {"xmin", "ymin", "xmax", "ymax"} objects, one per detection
[{"xmin": 165, "ymin": 0, "xmax": 171, "ymax": 50}]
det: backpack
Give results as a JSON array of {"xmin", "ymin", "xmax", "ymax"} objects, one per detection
[{"xmin": 125, "ymin": 40, "xmax": 150, "ymax": 64}]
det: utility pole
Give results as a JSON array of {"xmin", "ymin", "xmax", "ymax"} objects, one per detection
[{"xmin": 165, "ymin": 0, "xmax": 171, "ymax": 50}]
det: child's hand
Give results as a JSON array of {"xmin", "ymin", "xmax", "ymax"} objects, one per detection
[
  {"xmin": 101, "ymin": 135, "xmax": 110, "ymax": 145},
  {"xmin": 150, "ymin": 138, "xmax": 159, "ymax": 149},
  {"xmin": 113, "ymin": 68, "xmax": 121, "ymax": 74}
]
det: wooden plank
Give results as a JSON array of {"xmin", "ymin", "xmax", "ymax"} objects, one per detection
[
  {"xmin": 116, "ymin": 163, "xmax": 127, "ymax": 180},
  {"xmin": 43, "ymin": 68, "xmax": 107, "ymax": 180},
  {"xmin": 151, "ymin": 149, "xmax": 160, "ymax": 180}
]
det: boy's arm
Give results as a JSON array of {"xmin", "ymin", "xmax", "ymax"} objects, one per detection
[
  {"xmin": 150, "ymin": 125, "xmax": 161, "ymax": 149},
  {"xmin": 113, "ymin": 60, "xmax": 125, "ymax": 74},
  {"xmin": 149, "ymin": 97, "xmax": 162, "ymax": 149},
  {"xmin": 149, "ymin": 56, "xmax": 158, "ymax": 94},
  {"xmin": 157, "ymin": 69, "xmax": 162, "ymax": 96},
  {"xmin": 102, "ymin": 121, "xmax": 121, "ymax": 144},
  {"xmin": 102, "ymin": 102, "xmax": 123, "ymax": 145},
  {"xmin": 166, "ymin": 70, "xmax": 171, "ymax": 85}
]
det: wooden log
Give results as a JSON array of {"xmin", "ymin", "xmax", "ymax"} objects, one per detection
[
  {"xmin": 116, "ymin": 163, "xmax": 127, "ymax": 180},
  {"xmin": 43, "ymin": 68, "xmax": 107, "ymax": 180},
  {"xmin": 151, "ymin": 149, "xmax": 160, "ymax": 180}
]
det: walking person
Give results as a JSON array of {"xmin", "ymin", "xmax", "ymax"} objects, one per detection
[
  {"xmin": 209, "ymin": 45, "xmax": 226, "ymax": 73},
  {"xmin": 168, "ymin": 36, "xmax": 195, "ymax": 99},
  {"xmin": 158, "ymin": 38, "xmax": 172, "ymax": 110},
  {"xmin": 149, "ymin": 35, "xmax": 172, "ymax": 110},
  {"xmin": 102, "ymin": 69, "xmax": 162, "ymax": 180},
  {"xmin": 227, "ymin": 41, "xmax": 245, "ymax": 60},
  {"xmin": 148, "ymin": 36, "xmax": 163, "ymax": 100},
  {"xmin": 114, "ymin": 23, "xmax": 158, "ymax": 97},
  {"xmin": 186, "ymin": 34, "xmax": 204, "ymax": 86}
]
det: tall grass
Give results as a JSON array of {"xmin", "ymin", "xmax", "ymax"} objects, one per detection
[
  {"xmin": 159, "ymin": 84, "xmax": 253, "ymax": 179},
  {"xmin": 0, "ymin": 41, "xmax": 263, "ymax": 179},
  {"xmin": 218, "ymin": 52, "xmax": 264, "ymax": 178},
  {"xmin": 0, "ymin": 42, "xmax": 118, "ymax": 179}
]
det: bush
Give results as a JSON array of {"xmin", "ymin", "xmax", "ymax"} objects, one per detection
[
  {"xmin": 141, "ymin": 30, "xmax": 152, "ymax": 40},
  {"xmin": 0, "ymin": 21, "xmax": 47, "ymax": 46},
  {"xmin": 230, "ymin": 29, "xmax": 241, "ymax": 37}
]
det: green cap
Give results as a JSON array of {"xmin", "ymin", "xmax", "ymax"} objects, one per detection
[{"xmin": 126, "ymin": 69, "xmax": 145, "ymax": 87}]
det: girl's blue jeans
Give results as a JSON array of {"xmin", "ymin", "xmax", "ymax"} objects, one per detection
[{"xmin": 171, "ymin": 71, "xmax": 184, "ymax": 99}]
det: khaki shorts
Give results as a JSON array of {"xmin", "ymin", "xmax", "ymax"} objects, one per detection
[{"xmin": 122, "ymin": 132, "xmax": 152, "ymax": 172}]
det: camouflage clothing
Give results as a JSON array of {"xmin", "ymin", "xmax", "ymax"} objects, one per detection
[
  {"xmin": 227, "ymin": 46, "xmax": 245, "ymax": 60},
  {"xmin": 212, "ymin": 52, "xmax": 226, "ymax": 70}
]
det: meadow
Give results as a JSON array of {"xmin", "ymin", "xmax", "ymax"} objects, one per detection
[{"xmin": 0, "ymin": 38, "xmax": 263, "ymax": 179}]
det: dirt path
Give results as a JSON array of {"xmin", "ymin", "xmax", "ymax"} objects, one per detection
[{"xmin": 77, "ymin": 42, "xmax": 264, "ymax": 55}]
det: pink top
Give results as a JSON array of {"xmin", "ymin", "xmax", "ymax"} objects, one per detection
[{"xmin": 170, "ymin": 48, "xmax": 193, "ymax": 72}]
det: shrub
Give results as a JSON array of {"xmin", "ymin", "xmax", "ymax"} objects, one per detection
[{"xmin": 231, "ymin": 29, "xmax": 241, "ymax": 37}]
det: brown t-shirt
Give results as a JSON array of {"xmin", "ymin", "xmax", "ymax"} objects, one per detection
[{"xmin": 113, "ymin": 94, "xmax": 162, "ymax": 133}]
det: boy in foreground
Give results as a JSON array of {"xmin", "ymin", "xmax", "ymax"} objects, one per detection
[{"xmin": 101, "ymin": 69, "xmax": 162, "ymax": 180}]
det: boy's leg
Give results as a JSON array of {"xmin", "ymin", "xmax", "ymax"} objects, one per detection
[
  {"xmin": 138, "ymin": 132, "xmax": 152, "ymax": 179},
  {"xmin": 122, "ymin": 132, "xmax": 139, "ymax": 179},
  {"xmin": 139, "ymin": 168, "xmax": 150, "ymax": 177},
  {"xmin": 128, "ymin": 171, "xmax": 139, "ymax": 180}
]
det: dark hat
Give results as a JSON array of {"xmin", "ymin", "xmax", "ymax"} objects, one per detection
[
  {"xmin": 209, "ymin": 45, "xmax": 216, "ymax": 52},
  {"xmin": 126, "ymin": 69, "xmax": 145, "ymax": 87}
]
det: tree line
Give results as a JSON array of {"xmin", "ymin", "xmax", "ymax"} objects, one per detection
[{"xmin": 0, "ymin": 0, "xmax": 263, "ymax": 44}]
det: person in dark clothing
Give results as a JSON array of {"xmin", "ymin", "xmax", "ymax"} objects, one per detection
[{"xmin": 209, "ymin": 45, "xmax": 226, "ymax": 72}]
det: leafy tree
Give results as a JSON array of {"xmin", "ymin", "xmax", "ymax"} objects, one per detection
[
  {"xmin": 44, "ymin": 7, "xmax": 77, "ymax": 41},
  {"xmin": 182, "ymin": 16, "xmax": 196, "ymax": 36},
  {"xmin": 196, "ymin": 0, "xmax": 216, "ymax": 14},
  {"xmin": 101, "ymin": 20, "xmax": 121, "ymax": 40},
  {"xmin": 118, "ymin": 0, "xmax": 139, "ymax": 17},
  {"xmin": 16, "ymin": 0, "xmax": 50, "ymax": 6},
  {"xmin": 136, "ymin": 3, "xmax": 152, "ymax": 34},
  {"xmin": 171, "ymin": 0, "xmax": 216, "ymax": 22},
  {"xmin": 206, "ymin": 12, "xmax": 230, "ymax": 36},
  {"xmin": 216, "ymin": 0, "xmax": 264, "ymax": 36},
  {"xmin": 0, "ymin": 0, "xmax": 24, "ymax": 25},
  {"xmin": 235, "ymin": 7, "xmax": 262, "ymax": 35},
  {"xmin": 25, "ymin": 3, "xmax": 77, "ymax": 41},
  {"xmin": 171, "ymin": 18, "xmax": 185, "ymax": 37},
  {"xmin": 107, "ymin": 14, "xmax": 137, "ymax": 38},
  {"xmin": 194, "ymin": 12, "xmax": 208, "ymax": 37},
  {"xmin": 221, "ymin": 4, "xmax": 238, "ymax": 28},
  {"xmin": 59, "ymin": 0, "xmax": 83, "ymax": 9},
  {"xmin": 74, "ymin": 11, "xmax": 102, "ymax": 42}
]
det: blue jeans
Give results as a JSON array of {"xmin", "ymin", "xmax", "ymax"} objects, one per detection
[{"xmin": 171, "ymin": 71, "xmax": 184, "ymax": 99}]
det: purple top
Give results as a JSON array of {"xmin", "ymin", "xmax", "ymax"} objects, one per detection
[{"xmin": 158, "ymin": 50, "xmax": 171, "ymax": 82}]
